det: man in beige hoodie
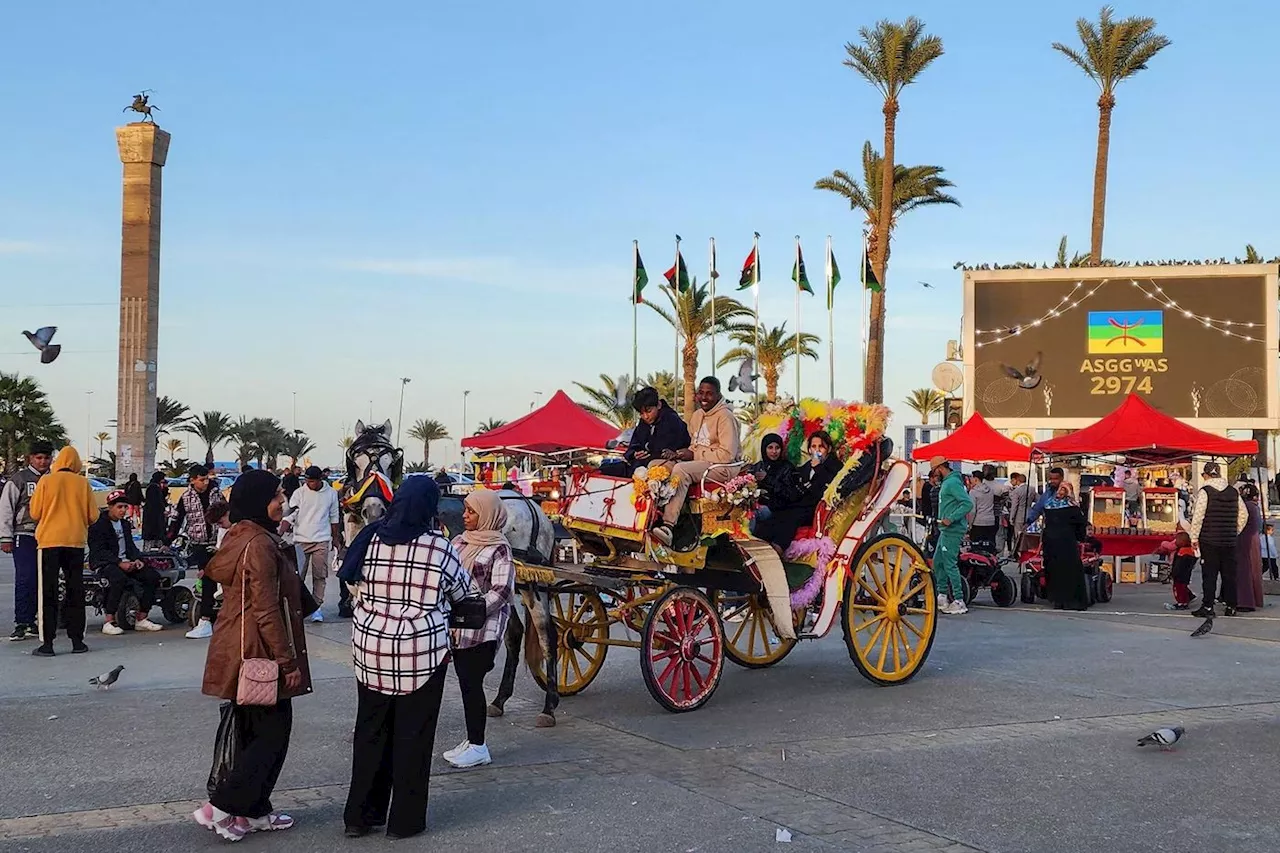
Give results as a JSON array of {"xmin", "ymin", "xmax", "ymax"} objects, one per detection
[{"xmin": 652, "ymin": 377, "xmax": 741, "ymax": 546}]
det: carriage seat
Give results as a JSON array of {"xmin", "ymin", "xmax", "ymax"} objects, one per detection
[{"xmin": 790, "ymin": 503, "xmax": 831, "ymax": 542}]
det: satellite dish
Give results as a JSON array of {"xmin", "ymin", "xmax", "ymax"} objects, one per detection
[{"xmin": 931, "ymin": 362, "xmax": 962, "ymax": 394}]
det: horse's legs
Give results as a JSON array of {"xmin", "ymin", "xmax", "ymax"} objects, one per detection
[
  {"xmin": 487, "ymin": 607, "xmax": 524, "ymax": 717},
  {"xmin": 536, "ymin": 587, "xmax": 560, "ymax": 727}
]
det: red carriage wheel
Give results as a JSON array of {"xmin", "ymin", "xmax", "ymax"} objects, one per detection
[{"xmin": 640, "ymin": 587, "xmax": 725, "ymax": 713}]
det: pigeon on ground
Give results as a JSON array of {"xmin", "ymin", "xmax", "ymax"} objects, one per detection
[
  {"xmin": 728, "ymin": 357, "xmax": 757, "ymax": 394},
  {"xmin": 1001, "ymin": 352, "xmax": 1043, "ymax": 389},
  {"xmin": 1138, "ymin": 726, "xmax": 1184, "ymax": 750},
  {"xmin": 1191, "ymin": 617, "xmax": 1213, "ymax": 638},
  {"xmin": 22, "ymin": 326, "xmax": 61, "ymax": 364},
  {"xmin": 89, "ymin": 665, "xmax": 125, "ymax": 690}
]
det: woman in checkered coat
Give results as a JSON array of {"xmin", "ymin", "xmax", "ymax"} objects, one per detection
[{"xmin": 340, "ymin": 477, "xmax": 479, "ymax": 839}]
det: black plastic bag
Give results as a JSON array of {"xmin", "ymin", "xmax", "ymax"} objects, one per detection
[
  {"xmin": 206, "ymin": 702, "xmax": 242, "ymax": 798},
  {"xmin": 448, "ymin": 596, "xmax": 486, "ymax": 630}
]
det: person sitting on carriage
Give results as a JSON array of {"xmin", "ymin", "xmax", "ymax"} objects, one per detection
[
  {"xmin": 601, "ymin": 386, "xmax": 690, "ymax": 477},
  {"xmin": 747, "ymin": 433, "xmax": 791, "ymax": 529},
  {"xmin": 650, "ymin": 378, "xmax": 740, "ymax": 547},
  {"xmin": 89, "ymin": 490, "xmax": 165, "ymax": 635},
  {"xmin": 754, "ymin": 431, "xmax": 842, "ymax": 556}
]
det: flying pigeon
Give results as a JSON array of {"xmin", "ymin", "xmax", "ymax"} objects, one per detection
[
  {"xmin": 614, "ymin": 375, "xmax": 631, "ymax": 408},
  {"xmin": 1001, "ymin": 352, "xmax": 1042, "ymax": 389},
  {"xmin": 1191, "ymin": 616, "xmax": 1213, "ymax": 638},
  {"xmin": 22, "ymin": 326, "xmax": 61, "ymax": 364},
  {"xmin": 918, "ymin": 281, "xmax": 934, "ymax": 289},
  {"xmin": 89, "ymin": 665, "xmax": 125, "ymax": 690},
  {"xmin": 727, "ymin": 357, "xmax": 757, "ymax": 394},
  {"xmin": 1137, "ymin": 726, "xmax": 1184, "ymax": 750}
]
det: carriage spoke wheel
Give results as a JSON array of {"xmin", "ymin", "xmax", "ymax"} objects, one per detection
[
  {"xmin": 715, "ymin": 591, "xmax": 799, "ymax": 669},
  {"xmin": 641, "ymin": 587, "xmax": 725, "ymax": 713},
  {"xmin": 842, "ymin": 533, "xmax": 937, "ymax": 686},
  {"xmin": 531, "ymin": 590, "xmax": 609, "ymax": 696}
]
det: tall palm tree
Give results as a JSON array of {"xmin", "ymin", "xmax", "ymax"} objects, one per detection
[
  {"xmin": 406, "ymin": 418, "xmax": 449, "ymax": 464},
  {"xmin": 1053, "ymin": 7, "xmax": 1170, "ymax": 265},
  {"xmin": 181, "ymin": 410, "xmax": 234, "ymax": 466},
  {"xmin": 473, "ymin": 418, "xmax": 507, "ymax": 436},
  {"xmin": 646, "ymin": 280, "xmax": 754, "ymax": 418},
  {"xmin": 904, "ymin": 388, "xmax": 945, "ymax": 424},
  {"xmin": 815, "ymin": 141, "xmax": 959, "ymax": 402},
  {"xmin": 718, "ymin": 323, "xmax": 821, "ymax": 403},
  {"xmin": 642, "ymin": 371, "xmax": 683, "ymax": 411},
  {"xmin": 161, "ymin": 437, "xmax": 185, "ymax": 464},
  {"xmin": 0, "ymin": 372, "xmax": 67, "ymax": 472},
  {"xmin": 574, "ymin": 374, "xmax": 637, "ymax": 429},
  {"xmin": 94, "ymin": 431, "xmax": 111, "ymax": 457},
  {"xmin": 155, "ymin": 396, "xmax": 190, "ymax": 438},
  {"xmin": 280, "ymin": 431, "xmax": 316, "ymax": 466},
  {"xmin": 841, "ymin": 17, "xmax": 944, "ymax": 404}
]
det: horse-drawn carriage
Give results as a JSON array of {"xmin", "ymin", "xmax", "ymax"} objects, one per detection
[{"xmin": 495, "ymin": 400, "xmax": 938, "ymax": 715}]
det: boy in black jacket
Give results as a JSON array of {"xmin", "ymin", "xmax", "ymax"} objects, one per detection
[
  {"xmin": 89, "ymin": 490, "xmax": 164, "ymax": 635},
  {"xmin": 624, "ymin": 387, "xmax": 691, "ymax": 472}
]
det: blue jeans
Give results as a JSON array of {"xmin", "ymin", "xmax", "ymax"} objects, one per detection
[
  {"xmin": 749, "ymin": 505, "xmax": 773, "ymax": 535},
  {"xmin": 12, "ymin": 535, "xmax": 38, "ymax": 625}
]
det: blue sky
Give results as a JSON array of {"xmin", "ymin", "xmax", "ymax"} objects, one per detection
[{"xmin": 2, "ymin": 0, "xmax": 1277, "ymax": 465}]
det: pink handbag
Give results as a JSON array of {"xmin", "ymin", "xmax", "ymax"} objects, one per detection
[{"xmin": 235, "ymin": 546, "xmax": 280, "ymax": 706}]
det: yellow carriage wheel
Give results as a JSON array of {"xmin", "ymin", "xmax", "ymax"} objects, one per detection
[
  {"xmin": 842, "ymin": 533, "xmax": 937, "ymax": 685},
  {"xmin": 715, "ymin": 591, "xmax": 799, "ymax": 669},
  {"xmin": 531, "ymin": 589, "xmax": 610, "ymax": 696}
]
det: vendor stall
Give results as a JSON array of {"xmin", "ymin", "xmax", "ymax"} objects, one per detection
[{"xmin": 1141, "ymin": 487, "xmax": 1180, "ymax": 535}]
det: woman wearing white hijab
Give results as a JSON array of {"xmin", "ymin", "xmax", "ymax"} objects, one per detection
[{"xmin": 442, "ymin": 489, "xmax": 514, "ymax": 769}]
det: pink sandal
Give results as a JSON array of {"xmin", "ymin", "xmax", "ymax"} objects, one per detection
[
  {"xmin": 193, "ymin": 802, "xmax": 250, "ymax": 842},
  {"xmin": 247, "ymin": 812, "xmax": 295, "ymax": 832}
]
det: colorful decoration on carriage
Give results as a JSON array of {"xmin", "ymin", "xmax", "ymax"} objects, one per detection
[
  {"xmin": 631, "ymin": 465, "xmax": 680, "ymax": 507},
  {"xmin": 699, "ymin": 473, "xmax": 764, "ymax": 539},
  {"xmin": 708, "ymin": 474, "xmax": 763, "ymax": 510},
  {"xmin": 748, "ymin": 400, "xmax": 890, "ymax": 466}
]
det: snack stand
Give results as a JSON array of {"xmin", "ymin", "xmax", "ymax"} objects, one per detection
[{"xmin": 1141, "ymin": 487, "xmax": 1180, "ymax": 535}]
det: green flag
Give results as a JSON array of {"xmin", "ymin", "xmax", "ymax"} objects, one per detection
[
  {"xmin": 792, "ymin": 245, "xmax": 812, "ymax": 295},
  {"xmin": 738, "ymin": 246, "xmax": 759, "ymax": 290},
  {"xmin": 863, "ymin": 235, "xmax": 881, "ymax": 292},
  {"xmin": 664, "ymin": 252, "xmax": 691, "ymax": 293},
  {"xmin": 826, "ymin": 248, "xmax": 841, "ymax": 310},
  {"xmin": 633, "ymin": 249, "xmax": 649, "ymax": 304}
]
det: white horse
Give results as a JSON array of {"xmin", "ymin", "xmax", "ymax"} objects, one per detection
[{"xmin": 338, "ymin": 420, "xmax": 403, "ymax": 616}]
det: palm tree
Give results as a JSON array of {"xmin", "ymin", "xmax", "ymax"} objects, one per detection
[
  {"xmin": 181, "ymin": 411, "xmax": 234, "ymax": 466},
  {"xmin": 89, "ymin": 450, "xmax": 116, "ymax": 480},
  {"xmin": 574, "ymin": 374, "xmax": 637, "ymax": 429},
  {"xmin": 718, "ymin": 323, "xmax": 821, "ymax": 403},
  {"xmin": 1243, "ymin": 244, "xmax": 1264, "ymax": 264},
  {"xmin": 228, "ymin": 416, "xmax": 284, "ymax": 469},
  {"xmin": 473, "ymin": 418, "xmax": 507, "ymax": 436},
  {"xmin": 406, "ymin": 418, "xmax": 449, "ymax": 464},
  {"xmin": 1054, "ymin": 235, "xmax": 1090, "ymax": 268},
  {"xmin": 1053, "ymin": 7, "xmax": 1170, "ymax": 265},
  {"xmin": 339, "ymin": 435, "xmax": 355, "ymax": 452},
  {"xmin": 645, "ymin": 279, "xmax": 754, "ymax": 418},
  {"xmin": 0, "ymin": 372, "xmax": 67, "ymax": 472},
  {"xmin": 841, "ymin": 17, "xmax": 944, "ymax": 404},
  {"xmin": 94, "ymin": 431, "xmax": 111, "ymax": 457},
  {"xmin": 643, "ymin": 371, "xmax": 683, "ymax": 411},
  {"xmin": 815, "ymin": 140, "xmax": 958, "ymax": 403},
  {"xmin": 904, "ymin": 388, "xmax": 945, "ymax": 424},
  {"xmin": 161, "ymin": 437, "xmax": 185, "ymax": 466},
  {"xmin": 280, "ymin": 431, "xmax": 316, "ymax": 466},
  {"xmin": 155, "ymin": 396, "xmax": 190, "ymax": 438}
]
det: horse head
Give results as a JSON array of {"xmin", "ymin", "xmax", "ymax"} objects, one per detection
[{"xmin": 347, "ymin": 419, "xmax": 404, "ymax": 485}]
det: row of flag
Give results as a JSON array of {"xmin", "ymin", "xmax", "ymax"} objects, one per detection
[{"xmin": 632, "ymin": 236, "xmax": 881, "ymax": 309}]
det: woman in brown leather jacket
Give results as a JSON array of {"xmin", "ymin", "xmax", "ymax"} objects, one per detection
[{"xmin": 194, "ymin": 470, "xmax": 312, "ymax": 841}]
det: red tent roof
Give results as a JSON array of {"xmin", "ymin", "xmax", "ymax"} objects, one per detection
[
  {"xmin": 460, "ymin": 390, "xmax": 618, "ymax": 455},
  {"xmin": 1032, "ymin": 394, "xmax": 1258, "ymax": 463},
  {"xmin": 911, "ymin": 413, "xmax": 1031, "ymax": 462}
]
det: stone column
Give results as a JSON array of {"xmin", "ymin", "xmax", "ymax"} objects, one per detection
[{"xmin": 115, "ymin": 122, "xmax": 170, "ymax": 481}]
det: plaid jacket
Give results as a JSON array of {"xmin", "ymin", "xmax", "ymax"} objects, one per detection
[
  {"xmin": 168, "ymin": 486, "xmax": 225, "ymax": 546},
  {"xmin": 449, "ymin": 538, "xmax": 515, "ymax": 649},
  {"xmin": 352, "ymin": 532, "xmax": 477, "ymax": 695}
]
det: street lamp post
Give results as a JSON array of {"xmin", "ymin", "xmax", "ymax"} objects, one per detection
[
  {"xmin": 396, "ymin": 377, "xmax": 411, "ymax": 446},
  {"xmin": 85, "ymin": 390, "xmax": 93, "ymax": 456},
  {"xmin": 531, "ymin": 390, "xmax": 543, "ymax": 411},
  {"xmin": 462, "ymin": 390, "xmax": 471, "ymax": 463},
  {"xmin": 292, "ymin": 391, "xmax": 297, "ymax": 433}
]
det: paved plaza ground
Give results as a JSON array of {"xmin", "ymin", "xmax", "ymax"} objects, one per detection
[{"xmin": 1, "ymin": 553, "xmax": 1278, "ymax": 853}]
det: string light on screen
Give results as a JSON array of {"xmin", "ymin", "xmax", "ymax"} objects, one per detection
[{"xmin": 973, "ymin": 278, "xmax": 1263, "ymax": 347}]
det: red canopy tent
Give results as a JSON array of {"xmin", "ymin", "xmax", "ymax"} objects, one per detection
[
  {"xmin": 1032, "ymin": 394, "xmax": 1258, "ymax": 463},
  {"xmin": 460, "ymin": 390, "xmax": 618, "ymax": 455},
  {"xmin": 911, "ymin": 413, "xmax": 1031, "ymax": 462}
]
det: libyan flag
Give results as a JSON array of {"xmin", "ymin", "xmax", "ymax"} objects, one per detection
[
  {"xmin": 633, "ymin": 250, "xmax": 649, "ymax": 304},
  {"xmin": 738, "ymin": 247, "xmax": 759, "ymax": 289},
  {"xmin": 664, "ymin": 252, "xmax": 691, "ymax": 293},
  {"xmin": 792, "ymin": 246, "xmax": 813, "ymax": 295},
  {"xmin": 863, "ymin": 235, "xmax": 882, "ymax": 292}
]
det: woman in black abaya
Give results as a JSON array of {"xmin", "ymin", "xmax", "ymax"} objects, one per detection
[{"xmin": 1041, "ymin": 482, "xmax": 1090, "ymax": 611}]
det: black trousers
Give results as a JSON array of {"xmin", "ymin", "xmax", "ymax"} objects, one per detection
[
  {"xmin": 39, "ymin": 547, "xmax": 85, "ymax": 644},
  {"xmin": 191, "ymin": 545, "xmax": 216, "ymax": 619},
  {"xmin": 453, "ymin": 641, "xmax": 498, "ymax": 745},
  {"xmin": 345, "ymin": 665, "xmax": 448, "ymax": 837},
  {"xmin": 968, "ymin": 524, "xmax": 998, "ymax": 551},
  {"xmin": 209, "ymin": 699, "xmax": 293, "ymax": 819},
  {"xmin": 98, "ymin": 565, "xmax": 163, "ymax": 615},
  {"xmin": 1266, "ymin": 558, "xmax": 1278, "ymax": 581},
  {"xmin": 1199, "ymin": 541, "xmax": 1238, "ymax": 608}
]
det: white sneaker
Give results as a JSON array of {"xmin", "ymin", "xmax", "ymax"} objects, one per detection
[
  {"xmin": 446, "ymin": 743, "xmax": 491, "ymax": 769},
  {"xmin": 936, "ymin": 593, "xmax": 949, "ymax": 612},
  {"xmin": 944, "ymin": 600, "xmax": 968, "ymax": 615},
  {"xmin": 309, "ymin": 611, "xmax": 324, "ymax": 624},
  {"xmin": 186, "ymin": 619, "xmax": 213, "ymax": 639},
  {"xmin": 135, "ymin": 618, "xmax": 163, "ymax": 632},
  {"xmin": 102, "ymin": 622, "xmax": 124, "ymax": 636},
  {"xmin": 442, "ymin": 739, "xmax": 471, "ymax": 762}
]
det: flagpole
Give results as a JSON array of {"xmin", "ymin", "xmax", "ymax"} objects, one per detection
[
  {"xmin": 632, "ymin": 239, "xmax": 639, "ymax": 385},
  {"xmin": 752, "ymin": 232, "xmax": 760, "ymax": 405},
  {"xmin": 860, "ymin": 228, "xmax": 869, "ymax": 394},
  {"xmin": 794, "ymin": 235, "xmax": 802, "ymax": 404},
  {"xmin": 709, "ymin": 237, "xmax": 717, "ymax": 378},
  {"xmin": 674, "ymin": 235, "xmax": 682, "ymax": 388},
  {"xmin": 826, "ymin": 234, "xmax": 835, "ymax": 400}
]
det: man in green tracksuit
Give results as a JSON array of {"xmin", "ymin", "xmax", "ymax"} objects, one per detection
[{"xmin": 931, "ymin": 456, "xmax": 973, "ymax": 615}]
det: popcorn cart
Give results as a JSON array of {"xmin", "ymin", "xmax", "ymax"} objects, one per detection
[
  {"xmin": 1088, "ymin": 485, "xmax": 1127, "ymax": 533},
  {"xmin": 1142, "ymin": 487, "xmax": 1180, "ymax": 535}
]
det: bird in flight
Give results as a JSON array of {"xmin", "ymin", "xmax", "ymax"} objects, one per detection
[
  {"xmin": 22, "ymin": 326, "xmax": 61, "ymax": 364},
  {"xmin": 918, "ymin": 281, "xmax": 934, "ymax": 289},
  {"xmin": 1001, "ymin": 352, "xmax": 1043, "ymax": 390}
]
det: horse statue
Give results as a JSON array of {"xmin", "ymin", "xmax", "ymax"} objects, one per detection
[
  {"xmin": 338, "ymin": 419, "xmax": 403, "ymax": 617},
  {"xmin": 438, "ymin": 489, "xmax": 563, "ymax": 727},
  {"xmin": 123, "ymin": 92, "xmax": 159, "ymax": 123}
]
